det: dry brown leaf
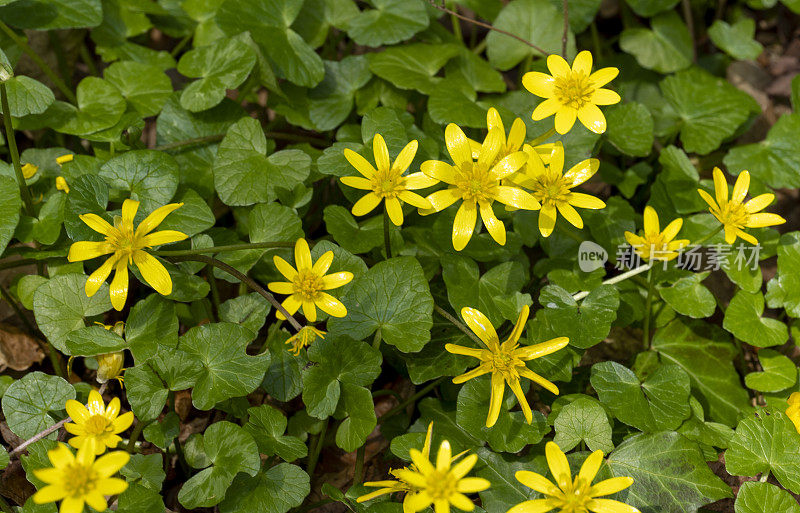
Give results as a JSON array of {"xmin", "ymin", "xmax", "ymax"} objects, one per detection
[{"xmin": 0, "ymin": 323, "xmax": 44, "ymax": 371}]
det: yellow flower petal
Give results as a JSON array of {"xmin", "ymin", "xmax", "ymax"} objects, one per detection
[
  {"xmin": 515, "ymin": 470, "xmax": 560, "ymax": 495},
  {"xmin": 445, "ymin": 123, "xmax": 473, "ymax": 167},
  {"xmin": 315, "ymin": 293, "xmax": 347, "ymax": 317},
  {"xmin": 449, "ymin": 492, "xmax": 477, "ymax": 511},
  {"xmin": 451, "ymin": 364, "xmax": 492, "ymax": 384},
  {"xmin": 84, "ymin": 492, "xmax": 108, "ymax": 512},
  {"xmin": 409, "ymin": 449, "xmax": 435, "ymax": 476},
  {"xmin": 393, "ymin": 139, "xmax": 418, "ymax": 173},
  {"xmin": 661, "ymin": 218, "xmax": 683, "ymax": 242},
  {"xmin": 479, "ymin": 202, "xmax": 506, "ymax": 246},
  {"xmin": 352, "ymin": 192, "xmax": 382, "ymax": 217},
  {"xmin": 405, "ymin": 490, "xmax": 433, "ymax": 512},
  {"xmin": 450, "ymin": 453, "xmax": 478, "ymax": 480},
  {"xmin": 736, "ymin": 228, "xmax": 758, "ymax": 245},
  {"xmin": 744, "ymin": 193, "xmax": 774, "ymax": 213},
  {"xmin": 731, "ymin": 170, "xmax": 750, "ymax": 204},
  {"xmin": 373, "ymin": 134, "xmax": 390, "ymax": 172},
  {"xmin": 486, "ymin": 372, "xmax": 505, "ymax": 428},
  {"xmin": 268, "ymin": 282, "xmax": 295, "ymax": 295},
  {"xmin": 112, "ymin": 411, "xmax": 134, "ymax": 433},
  {"xmin": 590, "ymin": 477, "xmax": 634, "ymax": 497},
  {"xmin": 139, "ymin": 230, "xmax": 188, "ymax": 247},
  {"xmin": 421, "ymin": 160, "xmax": 458, "ymax": 184},
  {"xmin": 591, "ymin": 88, "xmax": 621, "ymax": 106},
  {"xmin": 65, "ymin": 399, "xmax": 91, "ymax": 423},
  {"xmin": 564, "ymin": 158, "xmax": 600, "ymax": 187},
  {"xmin": 555, "ymin": 107, "xmax": 578, "ymax": 134},
  {"xmin": 577, "ymin": 103, "xmax": 607, "ymax": 134},
  {"xmin": 490, "ymin": 152, "xmax": 528, "ymax": 181},
  {"xmin": 556, "ymin": 201, "xmax": 584, "ymax": 229},
  {"xmin": 357, "ymin": 487, "xmax": 398, "ymax": 502},
  {"xmin": 60, "ymin": 497, "xmax": 85, "ymax": 513},
  {"xmin": 522, "ymin": 72, "xmax": 556, "ymax": 98},
  {"xmin": 546, "ymin": 54, "xmax": 571, "ymax": 77},
  {"xmin": 425, "ymin": 188, "xmax": 461, "ymax": 212},
  {"xmin": 487, "ymin": 107, "xmax": 504, "ymax": 132},
  {"xmin": 22, "ymin": 163, "xmax": 38, "ymax": 179},
  {"xmin": 302, "ymin": 300, "xmax": 317, "ymax": 322},
  {"xmin": 724, "ymin": 225, "xmax": 737, "ymax": 244},
  {"xmin": 572, "ymin": 50, "xmax": 593, "ymax": 74},
  {"xmin": 578, "ymin": 450, "xmax": 604, "ymax": 484},
  {"xmin": 589, "ymin": 67, "xmax": 619, "ymax": 88},
  {"xmin": 507, "ymin": 119, "xmax": 526, "ymax": 152},
  {"xmin": 273, "ymin": 255, "xmax": 297, "ymax": 281},
  {"xmin": 712, "ymin": 167, "xmax": 728, "ymax": 204},
  {"xmin": 344, "ymin": 148, "xmax": 376, "ymax": 178},
  {"xmin": 295, "ymin": 238, "xmax": 312, "ymax": 271},
  {"xmin": 507, "ymin": 499, "xmax": 555, "ymax": 513},
  {"xmin": 494, "ymin": 186, "xmax": 540, "ymax": 210},
  {"xmin": 341, "ymin": 176, "xmax": 372, "ymax": 190},
  {"xmin": 386, "ymin": 196, "xmax": 404, "ymax": 226},
  {"xmin": 399, "ymin": 190, "xmax": 432, "ymax": 210},
  {"xmin": 403, "ymin": 172, "xmax": 439, "ymax": 190},
  {"xmin": 507, "ymin": 305, "xmax": 530, "ymax": 344},
  {"xmin": 109, "ymin": 259, "xmax": 129, "ymax": 311},
  {"xmin": 545, "ymin": 441, "xmax": 571, "ymax": 489},
  {"xmin": 135, "ymin": 203, "xmax": 183, "ymax": 237},
  {"xmin": 444, "ymin": 344, "xmax": 483, "ymax": 358},
  {"xmin": 568, "ymin": 192, "xmax": 605, "ymax": 209},
  {"xmin": 133, "ymin": 251, "xmax": 172, "ymax": 296},
  {"xmin": 121, "ymin": 199, "xmax": 139, "ymax": 227},
  {"xmin": 643, "ymin": 206, "xmax": 659, "ymax": 236},
  {"xmin": 56, "ymin": 154, "xmax": 74, "ymax": 165},
  {"xmin": 519, "ymin": 368, "xmax": 560, "ymax": 395},
  {"xmin": 508, "ymin": 378, "xmax": 533, "ymax": 424},
  {"xmin": 276, "ymin": 295, "xmax": 301, "ymax": 320},
  {"xmin": 93, "ymin": 450, "xmax": 130, "ymax": 477},
  {"xmin": 478, "ymin": 129, "xmax": 503, "ymax": 168},
  {"xmin": 532, "ymin": 98, "xmax": 561, "ymax": 121},
  {"xmin": 436, "ymin": 440, "xmax": 452, "ymax": 471},
  {"xmin": 69, "ymin": 241, "xmax": 115, "ymax": 263},
  {"xmin": 78, "ymin": 213, "xmax": 115, "ymax": 236},
  {"xmin": 586, "ymin": 498, "xmax": 641, "ymax": 513},
  {"xmin": 538, "ymin": 203, "xmax": 557, "ymax": 237},
  {"xmin": 460, "ymin": 307, "xmax": 499, "ymax": 346},
  {"xmin": 516, "ymin": 337, "xmax": 569, "ymax": 360},
  {"xmin": 746, "ymin": 212, "xmax": 785, "ymax": 228},
  {"xmin": 452, "ymin": 201, "xmax": 477, "ymax": 251},
  {"xmin": 32, "ymin": 485, "xmax": 67, "ymax": 504},
  {"xmin": 312, "ymin": 250, "xmax": 334, "ymax": 275},
  {"xmin": 697, "ymin": 189, "xmax": 719, "ymax": 210},
  {"xmin": 321, "ymin": 271, "xmax": 353, "ymax": 290},
  {"xmin": 98, "ymin": 477, "xmax": 129, "ymax": 495}
]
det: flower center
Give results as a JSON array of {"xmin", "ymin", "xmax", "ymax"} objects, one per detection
[
  {"xmin": 109, "ymin": 216, "xmax": 143, "ymax": 255},
  {"xmin": 531, "ymin": 173, "xmax": 571, "ymax": 204},
  {"xmin": 487, "ymin": 346, "xmax": 522, "ymax": 379},
  {"xmin": 372, "ymin": 168, "xmax": 404, "ymax": 198},
  {"xmin": 426, "ymin": 470, "xmax": 458, "ymax": 501},
  {"xmin": 293, "ymin": 270, "xmax": 323, "ymax": 301},
  {"xmin": 718, "ymin": 200, "xmax": 749, "ymax": 228},
  {"xmin": 85, "ymin": 414, "xmax": 114, "ymax": 435},
  {"xmin": 455, "ymin": 163, "xmax": 496, "ymax": 202},
  {"xmin": 63, "ymin": 463, "xmax": 99, "ymax": 498},
  {"xmin": 552, "ymin": 477, "xmax": 592, "ymax": 512},
  {"xmin": 554, "ymin": 72, "xmax": 594, "ymax": 110}
]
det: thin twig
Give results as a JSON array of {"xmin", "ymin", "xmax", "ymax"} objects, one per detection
[
  {"xmin": 433, "ymin": 304, "xmax": 483, "ymax": 346},
  {"xmin": 165, "ymin": 254, "xmax": 303, "ymax": 332},
  {"xmin": 562, "ymin": 0, "xmax": 569, "ymax": 57},
  {"xmin": 427, "ymin": 0, "xmax": 549, "ymax": 56}
]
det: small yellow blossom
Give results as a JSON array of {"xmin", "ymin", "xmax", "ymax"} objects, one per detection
[
  {"xmin": 624, "ymin": 206, "xmax": 689, "ymax": 262},
  {"xmin": 393, "ymin": 438, "xmax": 490, "ymax": 513},
  {"xmin": 446, "ymin": 305, "xmax": 568, "ymax": 428},
  {"xmin": 32, "ymin": 440, "xmax": 129, "ymax": 513},
  {"xmin": 512, "ymin": 142, "xmax": 604, "ymax": 237},
  {"xmin": 523, "ymin": 50, "xmax": 620, "ymax": 134},
  {"xmin": 64, "ymin": 390, "xmax": 134, "ymax": 454},
  {"xmin": 786, "ymin": 392, "xmax": 800, "ymax": 434},
  {"xmin": 286, "ymin": 326, "xmax": 326, "ymax": 355},
  {"xmin": 697, "ymin": 167, "xmax": 785, "ymax": 245},
  {"xmin": 420, "ymin": 123, "xmax": 539, "ymax": 250},
  {"xmin": 468, "ymin": 107, "xmax": 526, "ymax": 164},
  {"xmin": 56, "ymin": 176, "xmax": 70, "ymax": 193},
  {"xmin": 22, "ymin": 163, "xmax": 38, "ymax": 179},
  {"xmin": 67, "ymin": 199, "xmax": 188, "ymax": 311},
  {"xmin": 509, "ymin": 442, "xmax": 639, "ymax": 513},
  {"xmin": 268, "ymin": 238, "xmax": 353, "ymax": 323},
  {"xmin": 56, "ymin": 154, "xmax": 74, "ymax": 165},
  {"xmin": 342, "ymin": 134, "xmax": 437, "ymax": 225},
  {"xmin": 96, "ymin": 352, "xmax": 125, "ymax": 385}
]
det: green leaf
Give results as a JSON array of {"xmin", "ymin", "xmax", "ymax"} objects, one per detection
[
  {"xmin": 553, "ymin": 396, "xmax": 614, "ymax": 453},
  {"xmin": 0, "ymin": 447, "xmax": 7, "ymax": 471},
  {"xmin": 177, "ymin": 421, "xmax": 261, "ymax": 509},
  {"xmin": 142, "ymin": 412, "xmax": 180, "ymax": 450},
  {"xmin": 486, "ymin": 0, "xmax": 574, "ymax": 70},
  {"xmin": 400, "ymin": 316, "xmax": 474, "ymax": 384},
  {"xmin": 528, "ymin": 284, "xmax": 619, "ymax": 349},
  {"xmin": 724, "ymin": 290, "xmax": 788, "ymax": 347},
  {"xmin": 120, "ymin": 453, "xmax": 166, "ymax": 491},
  {"xmin": 607, "ymin": 431, "xmax": 732, "ymax": 513},
  {"xmin": 335, "ymin": 382, "xmax": 377, "ymax": 452},
  {"xmin": 33, "ymin": 273, "xmax": 112, "ymax": 354},
  {"xmin": 766, "ymin": 232, "xmax": 800, "ymax": 317},
  {"xmin": 725, "ymin": 409, "xmax": 800, "ymax": 493},
  {"xmin": 591, "ymin": 361, "xmax": 691, "ymax": 432},
  {"xmin": 104, "ymin": 61, "xmax": 172, "ymax": 117},
  {"xmin": 708, "ymin": 18, "xmax": 763, "ymax": 61},
  {"xmin": 302, "ymin": 336, "xmax": 381, "ymax": 418},
  {"xmin": 178, "ymin": 35, "xmax": 256, "ymax": 112},
  {"xmin": 5, "ymin": 76, "xmax": 54, "ymax": 117},
  {"xmin": 214, "ymin": 117, "xmax": 311, "ymax": 206},
  {"xmin": 243, "ymin": 405, "xmax": 307, "ymax": 462},
  {"xmin": 219, "ymin": 293, "xmax": 271, "ymax": 338},
  {"xmin": 650, "ymin": 145, "xmax": 707, "ymax": 214},
  {"xmin": 724, "ymin": 113, "xmax": 800, "ymax": 189},
  {"xmin": 64, "ymin": 325, "xmax": 126, "ymax": 356},
  {"xmin": 456, "ymin": 377, "xmax": 550, "ymax": 453},
  {"xmin": 63, "ymin": 173, "xmax": 108, "ymax": 241},
  {"xmin": 99, "ymin": 150, "xmax": 179, "ymax": 214},
  {"xmin": 367, "ymin": 43, "xmax": 461, "ymax": 95},
  {"xmin": 117, "ymin": 483, "xmax": 165, "ymax": 513},
  {"xmin": 623, "ymin": 0, "xmax": 679, "ymax": 16},
  {"xmin": 660, "ymin": 67, "xmax": 758, "ymax": 155},
  {"xmin": 2, "ymin": 371, "xmax": 74, "ymax": 439},
  {"xmin": 54, "ymin": 77, "xmax": 126, "ymax": 136},
  {"xmin": 428, "ymin": 77, "xmax": 487, "ymax": 128},
  {"xmin": 620, "ymin": 12, "xmax": 693, "ymax": 74},
  {"xmin": 125, "ymin": 294, "xmax": 179, "ymax": 362},
  {"xmin": 249, "ymin": 202, "xmax": 304, "ymax": 244},
  {"xmin": 604, "ymin": 102, "xmax": 654, "ymax": 157},
  {"xmin": 734, "ymin": 482, "xmax": 800, "ymax": 513},
  {"xmin": 659, "ymin": 271, "xmax": 716, "ymax": 319},
  {"xmin": 344, "ymin": 0, "xmax": 428, "ymax": 47},
  {"xmin": 0, "ymin": 175, "xmax": 21, "ymax": 257},
  {"xmin": 745, "ymin": 349, "xmax": 796, "ymax": 393},
  {"xmin": 652, "ymin": 319, "xmax": 750, "ymax": 426},
  {"xmin": 262, "ymin": 326, "xmax": 303, "ymax": 402},
  {"xmin": 327, "ymin": 257, "xmax": 434, "ymax": 352},
  {"xmin": 323, "ymin": 205, "xmax": 384, "ymax": 254},
  {"xmin": 219, "ymin": 463, "xmax": 309, "ymax": 513},
  {"xmin": 180, "ymin": 322, "xmax": 269, "ymax": 410},
  {"xmin": 124, "ymin": 363, "xmax": 169, "ymax": 423},
  {"xmin": 216, "ymin": 0, "xmax": 324, "ymax": 87},
  {"xmin": 156, "ymin": 188, "xmax": 215, "ymax": 237},
  {"xmin": 308, "ymin": 56, "xmax": 372, "ymax": 131},
  {"xmin": 0, "ymin": 0, "xmax": 102, "ymax": 29}
]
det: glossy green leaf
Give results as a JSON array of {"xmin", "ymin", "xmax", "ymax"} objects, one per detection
[
  {"xmin": 0, "ymin": 175, "xmax": 21, "ymax": 257},
  {"xmin": 367, "ymin": 43, "xmax": 460, "ymax": 95},
  {"xmin": 745, "ymin": 349, "xmax": 796, "ymax": 393},
  {"xmin": 553, "ymin": 396, "xmax": 614, "ymax": 453},
  {"xmin": 219, "ymin": 463, "xmax": 309, "ymax": 513},
  {"xmin": 2, "ymin": 372, "xmax": 74, "ymax": 439},
  {"xmin": 54, "ymin": 77, "xmax": 126, "ymax": 137},
  {"xmin": 604, "ymin": 102, "xmax": 654, "ymax": 157},
  {"xmin": 0, "ymin": 0, "xmax": 102, "ymax": 29},
  {"xmin": 344, "ymin": 0, "xmax": 428, "ymax": 47},
  {"xmin": 243, "ymin": 405, "xmax": 307, "ymax": 462},
  {"xmin": 724, "ymin": 290, "xmax": 788, "ymax": 347},
  {"xmin": 708, "ymin": 18, "xmax": 763, "ymax": 61},
  {"xmin": 724, "ymin": 113, "xmax": 800, "ymax": 189},
  {"xmin": 620, "ymin": 12, "xmax": 692, "ymax": 74},
  {"xmin": 5, "ymin": 75, "xmax": 54, "ymax": 117},
  {"xmin": 766, "ymin": 232, "xmax": 800, "ymax": 317},
  {"xmin": 104, "ymin": 61, "xmax": 172, "ymax": 117},
  {"xmin": 734, "ymin": 482, "xmax": 800, "ymax": 513},
  {"xmin": 659, "ymin": 271, "xmax": 716, "ymax": 319}
]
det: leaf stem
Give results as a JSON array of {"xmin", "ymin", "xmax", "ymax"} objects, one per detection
[
  {"xmin": 383, "ymin": 206, "xmax": 392, "ymax": 259},
  {"xmin": 682, "ymin": 0, "xmax": 697, "ymax": 63},
  {"xmin": 378, "ymin": 377, "xmax": 445, "ymax": 424},
  {"xmin": 692, "ymin": 225, "xmax": 723, "ymax": 247},
  {"xmin": 0, "ymin": 80, "xmax": 34, "ymax": 216},
  {"xmin": 573, "ymin": 263, "xmax": 653, "ymax": 301},
  {"xmin": 164, "ymin": 254, "xmax": 303, "ymax": 332},
  {"xmin": 0, "ymin": 21, "xmax": 76, "ymax": 103},
  {"xmin": 562, "ymin": 0, "xmax": 569, "ymax": 57},
  {"xmin": 353, "ymin": 445, "xmax": 366, "ymax": 485},
  {"xmin": 126, "ymin": 419, "xmax": 148, "ymax": 453},
  {"xmin": 152, "ymin": 241, "xmax": 294, "ymax": 257},
  {"xmin": 433, "ymin": 303, "xmax": 483, "ymax": 346},
  {"xmin": 642, "ymin": 266, "xmax": 656, "ymax": 350},
  {"xmin": 306, "ymin": 418, "xmax": 328, "ymax": 478}
]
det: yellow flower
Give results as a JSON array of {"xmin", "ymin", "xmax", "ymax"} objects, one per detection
[
  {"xmin": 513, "ymin": 142, "xmax": 604, "ymax": 237},
  {"xmin": 56, "ymin": 154, "xmax": 74, "ymax": 165},
  {"xmin": 445, "ymin": 305, "xmax": 568, "ymax": 428},
  {"xmin": 342, "ymin": 134, "xmax": 437, "ymax": 225},
  {"xmin": 509, "ymin": 442, "xmax": 639, "ymax": 513},
  {"xmin": 268, "ymin": 238, "xmax": 353, "ymax": 323},
  {"xmin": 96, "ymin": 352, "xmax": 125, "ymax": 384},
  {"xmin": 786, "ymin": 392, "xmax": 800, "ymax": 434},
  {"xmin": 286, "ymin": 326, "xmax": 326, "ymax": 355},
  {"xmin": 56, "ymin": 176, "xmax": 70, "ymax": 193},
  {"xmin": 22, "ymin": 163, "xmax": 38, "ymax": 179},
  {"xmin": 67, "ymin": 199, "xmax": 188, "ymax": 311},
  {"xmin": 624, "ymin": 206, "xmax": 689, "ymax": 262},
  {"xmin": 697, "ymin": 167, "xmax": 785, "ymax": 245},
  {"xmin": 393, "ymin": 438, "xmax": 490, "ymax": 513},
  {"xmin": 468, "ymin": 107, "xmax": 527, "ymax": 164},
  {"xmin": 32, "ymin": 440, "xmax": 129, "ymax": 513},
  {"xmin": 523, "ymin": 50, "xmax": 620, "ymax": 134},
  {"xmin": 64, "ymin": 390, "xmax": 134, "ymax": 454},
  {"xmin": 420, "ymin": 123, "xmax": 539, "ymax": 251}
]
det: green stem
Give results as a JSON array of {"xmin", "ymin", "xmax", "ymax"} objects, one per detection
[
  {"xmin": 573, "ymin": 263, "xmax": 652, "ymax": 301},
  {"xmin": 48, "ymin": 31, "xmax": 72, "ymax": 90},
  {"xmin": 642, "ymin": 266, "xmax": 656, "ymax": 350},
  {"xmin": 206, "ymin": 264, "xmax": 220, "ymax": 321},
  {"xmin": 0, "ymin": 21, "xmax": 76, "ymax": 103},
  {"xmin": 79, "ymin": 42, "xmax": 99, "ymax": 76},
  {"xmin": 471, "ymin": 38, "xmax": 487, "ymax": 54},
  {"xmin": 378, "ymin": 377, "xmax": 445, "ymax": 424},
  {"xmin": 152, "ymin": 241, "xmax": 294, "ymax": 257},
  {"xmin": 354, "ymin": 445, "xmax": 366, "ymax": 485},
  {"xmin": 693, "ymin": 225, "xmax": 723, "ymax": 247},
  {"xmin": 165, "ymin": 254, "xmax": 303, "ymax": 332},
  {"xmin": 383, "ymin": 206, "xmax": 392, "ymax": 259},
  {"xmin": 529, "ymin": 127, "xmax": 557, "ymax": 146},
  {"xmin": 0, "ymin": 81, "xmax": 34, "ymax": 216},
  {"xmin": 561, "ymin": 0, "xmax": 569, "ymax": 57},
  {"xmin": 306, "ymin": 419, "xmax": 328, "ymax": 478},
  {"xmin": 173, "ymin": 436, "xmax": 190, "ymax": 475},
  {"xmin": 433, "ymin": 303, "xmax": 483, "ymax": 346},
  {"xmin": 170, "ymin": 34, "xmax": 192, "ymax": 57},
  {"xmin": 126, "ymin": 420, "xmax": 148, "ymax": 452},
  {"xmin": 590, "ymin": 22, "xmax": 602, "ymax": 59}
]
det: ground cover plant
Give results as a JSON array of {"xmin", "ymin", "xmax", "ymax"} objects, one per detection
[{"xmin": 0, "ymin": 0, "xmax": 798, "ymax": 512}]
